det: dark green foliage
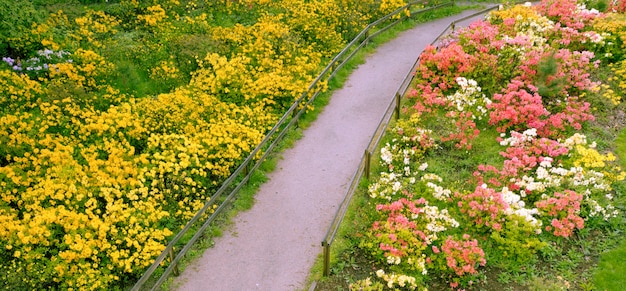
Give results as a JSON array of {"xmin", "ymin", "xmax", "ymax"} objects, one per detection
[
  {"xmin": 536, "ymin": 54, "xmax": 565, "ymax": 101},
  {"xmin": 0, "ymin": 0, "xmax": 45, "ymax": 57},
  {"xmin": 586, "ymin": 0, "xmax": 609, "ymax": 12}
]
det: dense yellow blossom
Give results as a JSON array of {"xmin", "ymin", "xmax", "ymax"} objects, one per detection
[
  {"xmin": 203, "ymin": 14, "xmax": 323, "ymax": 108},
  {"xmin": 0, "ymin": 70, "xmax": 43, "ymax": 112},
  {"xmin": 137, "ymin": 5, "xmax": 168, "ymax": 27},
  {"xmin": 593, "ymin": 13, "xmax": 626, "ymax": 47},
  {"xmin": 489, "ymin": 3, "xmax": 543, "ymax": 22},
  {"xmin": 567, "ymin": 141, "xmax": 626, "ymax": 184},
  {"xmin": 30, "ymin": 11, "xmax": 72, "ymax": 51},
  {"xmin": 0, "ymin": 0, "xmax": 415, "ymax": 288},
  {"xmin": 603, "ymin": 60, "xmax": 626, "ymax": 105},
  {"xmin": 72, "ymin": 10, "xmax": 121, "ymax": 48},
  {"xmin": 150, "ymin": 60, "xmax": 182, "ymax": 84}
]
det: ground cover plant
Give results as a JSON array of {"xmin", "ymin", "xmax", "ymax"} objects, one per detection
[
  {"xmin": 0, "ymin": 0, "xmax": 445, "ymax": 289},
  {"xmin": 318, "ymin": 0, "xmax": 626, "ymax": 290}
]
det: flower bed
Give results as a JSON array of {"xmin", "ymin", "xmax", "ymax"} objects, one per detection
[
  {"xmin": 0, "ymin": 0, "xmax": 418, "ymax": 289},
  {"xmin": 351, "ymin": 0, "xmax": 626, "ymax": 290}
]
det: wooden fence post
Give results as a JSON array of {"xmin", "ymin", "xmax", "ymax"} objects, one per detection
[
  {"xmin": 364, "ymin": 150, "xmax": 371, "ymax": 180},
  {"xmin": 395, "ymin": 92, "xmax": 401, "ymax": 120},
  {"xmin": 169, "ymin": 247, "xmax": 180, "ymax": 276},
  {"xmin": 322, "ymin": 241, "xmax": 331, "ymax": 276}
]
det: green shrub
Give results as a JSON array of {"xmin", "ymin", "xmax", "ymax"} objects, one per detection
[{"xmin": 0, "ymin": 0, "xmax": 45, "ymax": 57}]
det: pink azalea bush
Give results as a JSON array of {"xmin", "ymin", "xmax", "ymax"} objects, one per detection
[
  {"xmin": 536, "ymin": 190, "xmax": 585, "ymax": 237},
  {"xmin": 414, "ymin": 43, "xmax": 478, "ymax": 94},
  {"xmin": 455, "ymin": 185, "xmax": 509, "ymax": 232},
  {"xmin": 609, "ymin": 0, "xmax": 626, "ymax": 13},
  {"xmin": 441, "ymin": 234, "xmax": 486, "ymax": 277},
  {"xmin": 536, "ymin": 0, "xmax": 598, "ymax": 31},
  {"xmin": 410, "ymin": 45, "xmax": 487, "ymax": 149}
]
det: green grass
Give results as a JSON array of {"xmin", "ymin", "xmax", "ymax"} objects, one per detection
[
  {"xmin": 616, "ymin": 127, "xmax": 626, "ymax": 168},
  {"xmin": 593, "ymin": 239, "xmax": 626, "ymax": 291},
  {"xmin": 591, "ymin": 127, "xmax": 626, "ymax": 291},
  {"xmin": 421, "ymin": 126, "xmax": 504, "ymax": 190}
]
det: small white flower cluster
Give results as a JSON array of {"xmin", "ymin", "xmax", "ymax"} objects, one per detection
[
  {"xmin": 513, "ymin": 16, "xmax": 554, "ymax": 48},
  {"xmin": 517, "ymin": 162, "xmax": 614, "ymax": 201},
  {"xmin": 507, "ymin": 132, "xmax": 620, "ymax": 221},
  {"xmin": 585, "ymin": 193, "xmax": 619, "ymax": 220},
  {"xmin": 375, "ymin": 269, "xmax": 420, "ymax": 290},
  {"xmin": 420, "ymin": 172, "xmax": 442, "ymax": 182},
  {"xmin": 527, "ymin": 164, "xmax": 617, "ymax": 218},
  {"xmin": 379, "ymin": 141, "xmax": 423, "ymax": 176},
  {"xmin": 576, "ymin": 3, "xmax": 600, "ymax": 15},
  {"xmin": 501, "ymin": 187, "xmax": 542, "ymax": 230},
  {"xmin": 562, "ymin": 132, "xmax": 588, "ymax": 149},
  {"xmin": 370, "ymin": 143, "xmax": 431, "ymax": 200},
  {"xmin": 582, "ymin": 31, "xmax": 605, "ymax": 44},
  {"xmin": 387, "ymin": 255, "xmax": 402, "ymax": 265},
  {"xmin": 398, "ymin": 127, "xmax": 435, "ymax": 144},
  {"xmin": 369, "ymin": 172, "xmax": 405, "ymax": 200},
  {"xmin": 426, "ymin": 181, "xmax": 452, "ymax": 201},
  {"xmin": 422, "ymin": 205, "xmax": 460, "ymax": 244},
  {"xmin": 499, "ymin": 128, "xmax": 537, "ymax": 146},
  {"xmin": 573, "ymin": 168, "xmax": 611, "ymax": 190},
  {"xmin": 518, "ymin": 157, "xmax": 566, "ymax": 192},
  {"xmin": 381, "ymin": 145, "xmax": 394, "ymax": 165},
  {"xmin": 407, "ymin": 255, "xmax": 428, "ymax": 276},
  {"xmin": 446, "ymin": 77, "xmax": 491, "ymax": 120}
]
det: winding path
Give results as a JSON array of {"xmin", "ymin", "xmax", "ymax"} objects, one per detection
[{"xmin": 174, "ymin": 7, "xmax": 492, "ymax": 291}]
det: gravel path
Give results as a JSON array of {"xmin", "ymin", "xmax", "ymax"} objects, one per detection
[{"xmin": 173, "ymin": 8, "xmax": 492, "ymax": 291}]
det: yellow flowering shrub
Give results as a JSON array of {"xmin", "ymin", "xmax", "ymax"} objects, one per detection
[
  {"xmin": 593, "ymin": 13, "xmax": 626, "ymax": 61},
  {"xmin": 599, "ymin": 83, "xmax": 622, "ymax": 105},
  {"xmin": 150, "ymin": 60, "xmax": 181, "ymax": 81},
  {"xmin": 603, "ymin": 60, "xmax": 626, "ymax": 105},
  {"xmin": 74, "ymin": 49, "xmax": 115, "ymax": 84},
  {"xmin": 71, "ymin": 10, "xmax": 121, "ymax": 48},
  {"xmin": 564, "ymin": 134, "xmax": 626, "ymax": 184},
  {"xmin": 379, "ymin": 0, "xmax": 409, "ymax": 18},
  {"xmin": 149, "ymin": 60, "xmax": 183, "ymax": 92},
  {"xmin": 47, "ymin": 62, "xmax": 85, "ymax": 86},
  {"xmin": 277, "ymin": 0, "xmax": 347, "ymax": 56},
  {"xmin": 0, "ymin": 136, "xmax": 173, "ymax": 289},
  {"xmin": 135, "ymin": 87, "xmax": 274, "ymax": 214},
  {"xmin": 0, "ymin": 70, "xmax": 43, "ymax": 113},
  {"xmin": 0, "ymin": 112, "xmax": 41, "ymax": 168},
  {"xmin": 489, "ymin": 3, "xmax": 543, "ymax": 23},
  {"xmin": 0, "ymin": 0, "xmax": 432, "ymax": 288},
  {"xmin": 206, "ymin": 14, "xmax": 323, "ymax": 109},
  {"xmin": 30, "ymin": 11, "xmax": 73, "ymax": 52},
  {"xmin": 48, "ymin": 49, "xmax": 112, "ymax": 90},
  {"xmin": 0, "ymin": 91, "xmax": 273, "ymax": 288},
  {"xmin": 0, "ymin": 77, "xmax": 276, "ymax": 289},
  {"xmin": 76, "ymin": 101, "xmax": 146, "ymax": 142},
  {"xmin": 137, "ymin": 4, "xmax": 168, "ymax": 27}
]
